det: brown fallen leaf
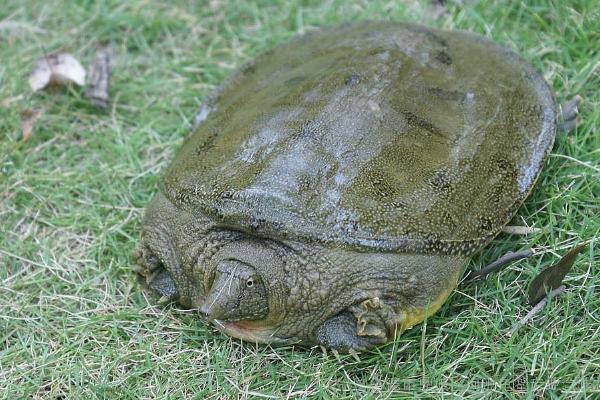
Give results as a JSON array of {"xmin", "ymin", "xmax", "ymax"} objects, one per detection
[
  {"xmin": 86, "ymin": 44, "xmax": 112, "ymax": 108},
  {"xmin": 507, "ymin": 285, "xmax": 565, "ymax": 337},
  {"xmin": 29, "ymin": 52, "xmax": 86, "ymax": 92},
  {"xmin": 527, "ymin": 243, "xmax": 588, "ymax": 306},
  {"xmin": 20, "ymin": 108, "xmax": 44, "ymax": 141}
]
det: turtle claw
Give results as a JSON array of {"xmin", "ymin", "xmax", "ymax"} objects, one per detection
[
  {"xmin": 319, "ymin": 345, "xmax": 328, "ymax": 357},
  {"xmin": 331, "ymin": 349, "xmax": 342, "ymax": 362},
  {"xmin": 352, "ymin": 297, "xmax": 391, "ymax": 341},
  {"xmin": 146, "ymin": 270, "xmax": 160, "ymax": 285},
  {"xmin": 131, "ymin": 265, "xmax": 145, "ymax": 274},
  {"xmin": 348, "ymin": 349, "xmax": 361, "ymax": 362},
  {"xmin": 158, "ymin": 294, "xmax": 176, "ymax": 305},
  {"xmin": 560, "ymin": 118, "xmax": 580, "ymax": 134}
]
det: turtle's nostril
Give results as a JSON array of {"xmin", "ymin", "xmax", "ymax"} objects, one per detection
[{"xmin": 199, "ymin": 303, "xmax": 211, "ymax": 318}]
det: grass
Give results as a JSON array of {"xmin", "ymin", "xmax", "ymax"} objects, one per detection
[{"xmin": 0, "ymin": 0, "xmax": 598, "ymax": 398}]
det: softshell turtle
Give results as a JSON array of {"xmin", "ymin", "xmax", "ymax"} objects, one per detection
[{"xmin": 134, "ymin": 21, "xmax": 580, "ymax": 351}]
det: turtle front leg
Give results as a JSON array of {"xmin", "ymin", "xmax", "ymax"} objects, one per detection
[
  {"xmin": 558, "ymin": 95, "xmax": 582, "ymax": 134},
  {"xmin": 315, "ymin": 311, "xmax": 387, "ymax": 352},
  {"xmin": 133, "ymin": 246, "xmax": 179, "ymax": 304},
  {"xmin": 147, "ymin": 270, "xmax": 178, "ymax": 304},
  {"xmin": 315, "ymin": 298, "xmax": 398, "ymax": 352}
]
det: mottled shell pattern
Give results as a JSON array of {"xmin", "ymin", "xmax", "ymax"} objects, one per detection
[{"xmin": 162, "ymin": 21, "xmax": 556, "ymax": 256}]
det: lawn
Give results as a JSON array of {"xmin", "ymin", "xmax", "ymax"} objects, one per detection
[{"xmin": 1, "ymin": 0, "xmax": 598, "ymax": 399}]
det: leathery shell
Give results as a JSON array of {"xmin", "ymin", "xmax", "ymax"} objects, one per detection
[{"xmin": 162, "ymin": 21, "xmax": 556, "ymax": 256}]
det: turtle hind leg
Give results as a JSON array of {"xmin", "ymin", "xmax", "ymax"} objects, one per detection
[{"xmin": 558, "ymin": 95, "xmax": 583, "ymax": 134}]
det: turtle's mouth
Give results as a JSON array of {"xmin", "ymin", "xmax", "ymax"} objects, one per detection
[{"xmin": 211, "ymin": 319, "xmax": 295, "ymax": 345}]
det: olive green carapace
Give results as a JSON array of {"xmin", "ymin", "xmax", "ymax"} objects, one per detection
[{"xmin": 135, "ymin": 22, "xmax": 558, "ymax": 351}]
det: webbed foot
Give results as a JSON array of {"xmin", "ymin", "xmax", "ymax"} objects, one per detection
[{"xmin": 558, "ymin": 95, "xmax": 582, "ymax": 134}]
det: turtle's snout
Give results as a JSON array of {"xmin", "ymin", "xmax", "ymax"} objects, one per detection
[
  {"xmin": 199, "ymin": 268, "xmax": 242, "ymax": 321},
  {"xmin": 199, "ymin": 289, "xmax": 227, "ymax": 321},
  {"xmin": 198, "ymin": 303, "xmax": 211, "ymax": 318},
  {"xmin": 199, "ymin": 260, "xmax": 269, "ymax": 323}
]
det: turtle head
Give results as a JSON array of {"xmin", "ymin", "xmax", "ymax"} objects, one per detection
[
  {"xmin": 196, "ymin": 239, "xmax": 296, "ymax": 344},
  {"xmin": 200, "ymin": 259, "xmax": 269, "ymax": 322}
]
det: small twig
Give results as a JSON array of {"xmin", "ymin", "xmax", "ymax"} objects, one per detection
[
  {"xmin": 502, "ymin": 225, "xmax": 541, "ymax": 235},
  {"xmin": 506, "ymin": 285, "xmax": 565, "ymax": 337},
  {"xmin": 86, "ymin": 44, "xmax": 112, "ymax": 108},
  {"xmin": 465, "ymin": 249, "xmax": 534, "ymax": 282}
]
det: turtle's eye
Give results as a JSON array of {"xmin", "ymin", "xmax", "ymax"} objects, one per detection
[{"xmin": 200, "ymin": 260, "xmax": 269, "ymax": 322}]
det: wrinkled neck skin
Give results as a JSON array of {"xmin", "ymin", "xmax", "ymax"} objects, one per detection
[
  {"xmin": 273, "ymin": 242, "xmax": 468, "ymax": 345},
  {"xmin": 139, "ymin": 192, "xmax": 469, "ymax": 347}
]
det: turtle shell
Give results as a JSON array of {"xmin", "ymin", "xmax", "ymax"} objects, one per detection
[{"xmin": 162, "ymin": 21, "xmax": 556, "ymax": 255}]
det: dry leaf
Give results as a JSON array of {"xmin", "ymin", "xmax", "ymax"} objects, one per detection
[
  {"xmin": 86, "ymin": 44, "xmax": 112, "ymax": 108},
  {"xmin": 20, "ymin": 108, "xmax": 44, "ymax": 141},
  {"xmin": 29, "ymin": 52, "xmax": 86, "ymax": 92},
  {"xmin": 527, "ymin": 243, "xmax": 587, "ymax": 306},
  {"xmin": 507, "ymin": 285, "xmax": 565, "ymax": 337}
]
